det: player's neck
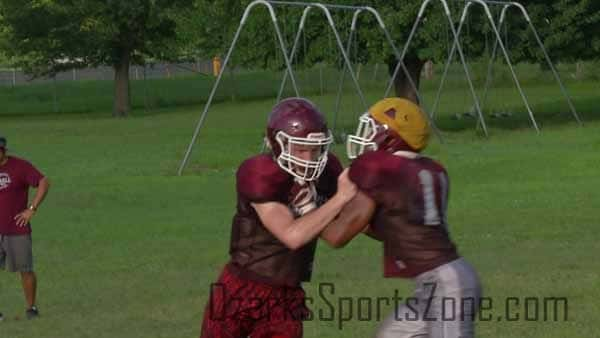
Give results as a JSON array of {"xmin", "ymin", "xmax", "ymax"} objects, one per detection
[{"xmin": 0, "ymin": 154, "xmax": 8, "ymax": 166}]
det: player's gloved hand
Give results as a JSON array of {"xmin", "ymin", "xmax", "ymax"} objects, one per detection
[{"xmin": 336, "ymin": 168, "xmax": 357, "ymax": 203}]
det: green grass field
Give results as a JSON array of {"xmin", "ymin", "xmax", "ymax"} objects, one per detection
[{"xmin": 0, "ymin": 67, "xmax": 599, "ymax": 337}]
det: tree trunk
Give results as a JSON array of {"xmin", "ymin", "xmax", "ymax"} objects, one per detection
[
  {"xmin": 113, "ymin": 51, "xmax": 131, "ymax": 117},
  {"xmin": 386, "ymin": 54, "xmax": 425, "ymax": 105}
]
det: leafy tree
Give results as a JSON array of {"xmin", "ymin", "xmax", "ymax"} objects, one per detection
[
  {"xmin": 0, "ymin": 0, "xmax": 192, "ymax": 116},
  {"xmin": 510, "ymin": 0, "xmax": 600, "ymax": 63},
  {"xmin": 188, "ymin": 0, "xmax": 599, "ymax": 103}
]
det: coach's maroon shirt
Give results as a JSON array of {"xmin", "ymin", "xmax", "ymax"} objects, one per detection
[
  {"xmin": 0, "ymin": 156, "xmax": 44, "ymax": 235},
  {"xmin": 228, "ymin": 153, "xmax": 342, "ymax": 286},
  {"xmin": 349, "ymin": 150, "xmax": 459, "ymax": 278}
]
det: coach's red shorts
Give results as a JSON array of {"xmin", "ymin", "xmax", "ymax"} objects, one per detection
[{"xmin": 200, "ymin": 264, "xmax": 309, "ymax": 338}]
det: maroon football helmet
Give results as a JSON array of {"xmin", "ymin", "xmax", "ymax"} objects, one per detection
[{"xmin": 266, "ymin": 98, "xmax": 332, "ymax": 181}]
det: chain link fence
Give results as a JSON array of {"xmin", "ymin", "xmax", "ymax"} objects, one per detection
[
  {"xmin": 0, "ymin": 60, "xmax": 392, "ymax": 116},
  {"xmin": 1, "ymin": 59, "xmax": 592, "ymax": 117},
  {"xmin": 0, "ymin": 60, "xmax": 215, "ymax": 87}
]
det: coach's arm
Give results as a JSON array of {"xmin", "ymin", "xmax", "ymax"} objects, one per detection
[
  {"xmin": 15, "ymin": 176, "xmax": 51, "ymax": 227},
  {"xmin": 320, "ymin": 190, "xmax": 376, "ymax": 248}
]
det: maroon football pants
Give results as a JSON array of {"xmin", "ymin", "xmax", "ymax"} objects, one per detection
[{"xmin": 200, "ymin": 264, "xmax": 309, "ymax": 338}]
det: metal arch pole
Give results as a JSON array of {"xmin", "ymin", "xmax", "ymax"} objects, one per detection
[
  {"xmin": 271, "ymin": 8, "xmax": 300, "ymax": 98},
  {"xmin": 365, "ymin": 6, "xmax": 444, "ymax": 143},
  {"xmin": 426, "ymin": 0, "xmax": 489, "ymax": 136},
  {"xmin": 479, "ymin": 0, "xmax": 582, "ymax": 125},
  {"xmin": 479, "ymin": 0, "xmax": 512, "ymax": 4},
  {"xmin": 329, "ymin": 6, "xmax": 444, "ymax": 143},
  {"xmin": 312, "ymin": 4, "xmax": 368, "ymax": 110},
  {"xmin": 374, "ymin": 12, "xmax": 425, "ymax": 107},
  {"xmin": 510, "ymin": 2, "xmax": 582, "ymax": 126},
  {"xmin": 479, "ymin": 5, "xmax": 509, "ymax": 113},
  {"xmin": 178, "ymin": 0, "xmax": 298, "ymax": 175},
  {"xmin": 384, "ymin": 0, "xmax": 433, "ymax": 99},
  {"xmin": 384, "ymin": 0, "xmax": 463, "ymax": 106},
  {"xmin": 276, "ymin": 6, "xmax": 312, "ymax": 102},
  {"xmin": 430, "ymin": 2, "xmax": 471, "ymax": 119},
  {"xmin": 384, "ymin": 0, "xmax": 487, "ymax": 137},
  {"xmin": 332, "ymin": 9, "xmax": 362, "ymax": 135},
  {"xmin": 469, "ymin": 0, "xmax": 539, "ymax": 132},
  {"xmin": 445, "ymin": 0, "xmax": 488, "ymax": 137},
  {"xmin": 366, "ymin": 7, "xmax": 426, "ymax": 109},
  {"xmin": 276, "ymin": 3, "xmax": 373, "ymax": 104},
  {"xmin": 178, "ymin": 4, "xmax": 248, "ymax": 175},
  {"xmin": 268, "ymin": 1, "xmax": 364, "ymax": 10}
]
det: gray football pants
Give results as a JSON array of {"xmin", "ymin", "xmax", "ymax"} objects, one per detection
[{"xmin": 376, "ymin": 258, "xmax": 481, "ymax": 338}]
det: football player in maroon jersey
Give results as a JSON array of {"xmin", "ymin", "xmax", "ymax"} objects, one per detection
[
  {"xmin": 321, "ymin": 97, "xmax": 481, "ymax": 338},
  {"xmin": 200, "ymin": 98, "xmax": 357, "ymax": 338}
]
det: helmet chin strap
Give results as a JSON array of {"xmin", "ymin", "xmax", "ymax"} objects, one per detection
[
  {"xmin": 377, "ymin": 129, "xmax": 418, "ymax": 153},
  {"xmin": 294, "ymin": 176, "xmax": 307, "ymax": 185},
  {"xmin": 263, "ymin": 137, "xmax": 273, "ymax": 155}
]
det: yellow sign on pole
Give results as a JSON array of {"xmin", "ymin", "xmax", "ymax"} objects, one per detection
[{"xmin": 212, "ymin": 56, "xmax": 222, "ymax": 77}]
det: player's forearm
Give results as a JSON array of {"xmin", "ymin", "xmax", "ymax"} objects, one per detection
[
  {"xmin": 321, "ymin": 191, "xmax": 374, "ymax": 248},
  {"xmin": 30, "ymin": 177, "xmax": 50, "ymax": 210},
  {"xmin": 285, "ymin": 194, "xmax": 349, "ymax": 250},
  {"xmin": 321, "ymin": 213, "xmax": 366, "ymax": 248}
]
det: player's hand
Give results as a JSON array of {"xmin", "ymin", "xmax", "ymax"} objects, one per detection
[
  {"xmin": 336, "ymin": 168, "xmax": 357, "ymax": 203},
  {"xmin": 14, "ymin": 209, "xmax": 34, "ymax": 227}
]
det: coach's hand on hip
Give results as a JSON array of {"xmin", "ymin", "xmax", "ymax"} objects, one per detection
[{"xmin": 14, "ymin": 207, "xmax": 35, "ymax": 227}]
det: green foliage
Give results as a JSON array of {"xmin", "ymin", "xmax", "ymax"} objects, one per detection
[
  {"xmin": 0, "ymin": 11, "xmax": 11, "ymax": 66},
  {"xmin": 0, "ymin": 0, "xmax": 192, "ymax": 76},
  {"xmin": 532, "ymin": 0, "xmax": 600, "ymax": 62},
  {"xmin": 2, "ymin": 0, "xmax": 596, "ymax": 72},
  {"xmin": 185, "ymin": 0, "xmax": 600, "ymax": 69}
]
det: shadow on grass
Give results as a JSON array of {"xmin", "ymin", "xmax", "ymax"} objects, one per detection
[
  {"xmin": 327, "ymin": 95, "xmax": 598, "ymax": 143},
  {"xmin": 430, "ymin": 95, "xmax": 598, "ymax": 134}
]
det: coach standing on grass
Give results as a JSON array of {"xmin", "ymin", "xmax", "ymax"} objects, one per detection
[{"xmin": 0, "ymin": 135, "xmax": 50, "ymax": 321}]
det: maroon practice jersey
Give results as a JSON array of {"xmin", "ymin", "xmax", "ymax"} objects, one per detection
[
  {"xmin": 0, "ymin": 156, "xmax": 44, "ymax": 235},
  {"xmin": 228, "ymin": 153, "xmax": 342, "ymax": 286},
  {"xmin": 349, "ymin": 150, "xmax": 459, "ymax": 278}
]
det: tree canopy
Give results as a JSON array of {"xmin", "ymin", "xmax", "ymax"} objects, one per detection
[
  {"xmin": 187, "ymin": 0, "xmax": 599, "ymax": 67},
  {"xmin": 0, "ymin": 0, "xmax": 597, "ymax": 113},
  {"xmin": 0, "ymin": 0, "xmax": 192, "ymax": 115}
]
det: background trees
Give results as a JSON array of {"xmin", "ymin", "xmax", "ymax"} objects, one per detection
[
  {"xmin": 0, "ymin": 0, "xmax": 192, "ymax": 116},
  {"xmin": 188, "ymin": 0, "xmax": 598, "ymax": 102},
  {"xmin": 1, "ymin": 0, "xmax": 597, "ymax": 114}
]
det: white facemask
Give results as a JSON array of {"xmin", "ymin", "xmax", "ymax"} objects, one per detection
[
  {"xmin": 275, "ymin": 130, "xmax": 333, "ymax": 181},
  {"xmin": 346, "ymin": 113, "xmax": 387, "ymax": 159}
]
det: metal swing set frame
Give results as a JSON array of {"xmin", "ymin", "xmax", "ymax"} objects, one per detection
[
  {"xmin": 387, "ymin": 0, "xmax": 582, "ymax": 137},
  {"xmin": 178, "ymin": 0, "xmax": 582, "ymax": 175},
  {"xmin": 178, "ymin": 0, "xmax": 439, "ymax": 175}
]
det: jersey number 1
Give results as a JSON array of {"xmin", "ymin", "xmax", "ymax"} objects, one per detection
[{"xmin": 418, "ymin": 169, "xmax": 447, "ymax": 226}]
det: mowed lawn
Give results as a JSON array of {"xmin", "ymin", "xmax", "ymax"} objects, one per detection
[{"xmin": 0, "ymin": 81, "xmax": 599, "ymax": 338}]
